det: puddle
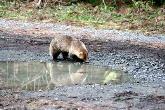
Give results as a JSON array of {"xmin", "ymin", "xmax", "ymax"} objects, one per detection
[{"xmin": 0, "ymin": 61, "xmax": 130, "ymax": 91}]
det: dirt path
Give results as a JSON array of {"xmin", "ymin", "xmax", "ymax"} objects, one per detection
[
  {"xmin": 0, "ymin": 19, "xmax": 165, "ymax": 110},
  {"xmin": 0, "ymin": 19, "xmax": 165, "ymax": 48}
]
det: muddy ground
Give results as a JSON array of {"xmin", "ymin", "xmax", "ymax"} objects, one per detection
[{"xmin": 0, "ymin": 19, "xmax": 165, "ymax": 110}]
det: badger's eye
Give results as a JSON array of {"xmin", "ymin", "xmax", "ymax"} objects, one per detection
[{"xmin": 79, "ymin": 52, "xmax": 83, "ymax": 55}]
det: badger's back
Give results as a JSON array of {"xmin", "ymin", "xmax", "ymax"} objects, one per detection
[{"xmin": 50, "ymin": 35, "xmax": 73, "ymax": 52}]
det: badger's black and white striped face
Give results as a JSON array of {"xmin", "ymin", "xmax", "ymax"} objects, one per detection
[{"xmin": 78, "ymin": 51, "xmax": 88, "ymax": 61}]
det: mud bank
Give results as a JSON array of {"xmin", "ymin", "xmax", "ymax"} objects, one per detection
[
  {"xmin": 0, "ymin": 19, "xmax": 165, "ymax": 110},
  {"xmin": 1, "ymin": 84, "xmax": 165, "ymax": 110}
]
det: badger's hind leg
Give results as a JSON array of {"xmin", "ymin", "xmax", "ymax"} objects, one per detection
[
  {"xmin": 62, "ymin": 52, "xmax": 68, "ymax": 60},
  {"xmin": 49, "ymin": 45, "xmax": 60, "ymax": 60}
]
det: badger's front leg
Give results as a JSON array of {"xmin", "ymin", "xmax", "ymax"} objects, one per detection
[{"xmin": 62, "ymin": 52, "xmax": 69, "ymax": 60}]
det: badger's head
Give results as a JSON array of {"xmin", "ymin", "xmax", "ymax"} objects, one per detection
[
  {"xmin": 78, "ymin": 50, "xmax": 88, "ymax": 62},
  {"xmin": 70, "ymin": 40, "xmax": 88, "ymax": 62}
]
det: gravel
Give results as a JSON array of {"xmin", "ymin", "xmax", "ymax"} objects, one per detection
[{"xmin": 0, "ymin": 19, "xmax": 165, "ymax": 110}]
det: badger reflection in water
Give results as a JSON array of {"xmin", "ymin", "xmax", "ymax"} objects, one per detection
[
  {"xmin": 46, "ymin": 62, "xmax": 126, "ymax": 86},
  {"xmin": 46, "ymin": 62, "xmax": 88, "ymax": 86}
]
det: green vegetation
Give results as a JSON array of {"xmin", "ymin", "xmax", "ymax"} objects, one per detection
[{"xmin": 0, "ymin": 0, "xmax": 164, "ymax": 35}]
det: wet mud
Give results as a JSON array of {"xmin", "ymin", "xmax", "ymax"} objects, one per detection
[{"xmin": 0, "ymin": 19, "xmax": 165, "ymax": 110}]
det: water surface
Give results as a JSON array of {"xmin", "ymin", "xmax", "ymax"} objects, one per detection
[{"xmin": 0, "ymin": 61, "xmax": 130, "ymax": 91}]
